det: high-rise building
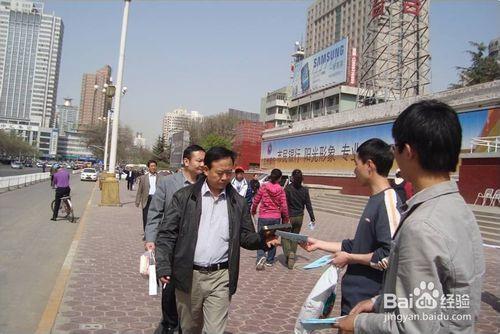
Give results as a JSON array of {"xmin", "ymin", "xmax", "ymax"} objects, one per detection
[
  {"xmin": 305, "ymin": 0, "xmax": 430, "ymax": 100},
  {"xmin": 0, "ymin": 0, "xmax": 63, "ymax": 157},
  {"xmin": 56, "ymin": 98, "xmax": 78, "ymax": 134},
  {"xmin": 78, "ymin": 65, "xmax": 112, "ymax": 129},
  {"xmin": 305, "ymin": 0, "xmax": 367, "ymax": 58},
  {"xmin": 162, "ymin": 108, "xmax": 202, "ymax": 143}
]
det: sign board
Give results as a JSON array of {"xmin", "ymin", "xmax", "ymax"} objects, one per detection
[{"xmin": 291, "ymin": 38, "xmax": 348, "ymax": 98}]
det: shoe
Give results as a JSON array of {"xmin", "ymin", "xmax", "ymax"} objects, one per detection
[
  {"xmin": 50, "ymin": 218, "xmax": 57, "ymax": 221},
  {"xmin": 265, "ymin": 261, "xmax": 274, "ymax": 267},
  {"xmin": 256, "ymin": 257, "xmax": 266, "ymax": 271},
  {"xmin": 287, "ymin": 253, "xmax": 296, "ymax": 269}
]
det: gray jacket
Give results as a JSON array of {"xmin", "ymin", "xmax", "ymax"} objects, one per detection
[
  {"xmin": 355, "ymin": 181, "xmax": 485, "ymax": 334},
  {"xmin": 145, "ymin": 171, "xmax": 192, "ymax": 242}
]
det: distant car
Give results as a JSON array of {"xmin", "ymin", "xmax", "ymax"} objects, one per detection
[
  {"xmin": 36, "ymin": 162, "xmax": 44, "ymax": 168},
  {"xmin": 24, "ymin": 161, "xmax": 33, "ymax": 167},
  {"xmin": 10, "ymin": 161, "xmax": 23, "ymax": 169},
  {"xmin": 81, "ymin": 168, "xmax": 98, "ymax": 181}
]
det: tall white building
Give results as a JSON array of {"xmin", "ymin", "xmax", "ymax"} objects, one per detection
[
  {"xmin": 0, "ymin": 0, "xmax": 63, "ymax": 157},
  {"xmin": 162, "ymin": 108, "xmax": 202, "ymax": 143}
]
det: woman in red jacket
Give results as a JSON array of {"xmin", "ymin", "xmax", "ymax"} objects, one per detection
[{"xmin": 251, "ymin": 169, "xmax": 289, "ymax": 270}]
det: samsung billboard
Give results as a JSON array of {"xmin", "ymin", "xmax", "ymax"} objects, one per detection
[{"xmin": 291, "ymin": 38, "xmax": 348, "ymax": 98}]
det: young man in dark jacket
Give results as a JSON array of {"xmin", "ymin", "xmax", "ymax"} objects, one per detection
[
  {"xmin": 302, "ymin": 138, "xmax": 401, "ymax": 315},
  {"xmin": 283, "ymin": 169, "xmax": 315, "ymax": 269},
  {"xmin": 155, "ymin": 147, "xmax": 279, "ymax": 334}
]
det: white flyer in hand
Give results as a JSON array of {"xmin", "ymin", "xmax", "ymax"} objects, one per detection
[
  {"xmin": 300, "ymin": 316, "xmax": 346, "ymax": 330},
  {"xmin": 303, "ymin": 255, "xmax": 333, "ymax": 270},
  {"xmin": 275, "ymin": 230, "xmax": 308, "ymax": 243}
]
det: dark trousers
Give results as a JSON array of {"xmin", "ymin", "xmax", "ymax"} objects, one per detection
[
  {"xmin": 127, "ymin": 179, "xmax": 134, "ymax": 190},
  {"xmin": 142, "ymin": 195, "xmax": 152, "ymax": 232},
  {"xmin": 53, "ymin": 187, "xmax": 71, "ymax": 219},
  {"xmin": 153, "ymin": 282, "xmax": 179, "ymax": 333},
  {"xmin": 282, "ymin": 215, "xmax": 304, "ymax": 257},
  {"xmin": 256, "ymin": 218, "xmax": 281, "ymax": 263}
]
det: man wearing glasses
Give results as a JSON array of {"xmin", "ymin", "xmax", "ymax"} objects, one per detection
[{"xmin": 335, "ymin": 100, "xmax": 485, "ymax": 333}]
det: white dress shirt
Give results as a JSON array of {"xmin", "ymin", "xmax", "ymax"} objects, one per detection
[
  {"xmin": 148, "ymin": 173, "xmax": 157, "ymax": 195},
  {"xmin": 193, "ymin": 181, "xmax": 230, "ymax": 266}
]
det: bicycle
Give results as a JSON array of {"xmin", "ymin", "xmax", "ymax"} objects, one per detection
[{"xmin": 51, "ymin": 196, "xmax": 75, "ymax": 223}]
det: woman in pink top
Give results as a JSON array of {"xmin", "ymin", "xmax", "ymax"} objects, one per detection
[{"xmin": 251, "ymin": 169, "xmax": 289, "ymax": 270}]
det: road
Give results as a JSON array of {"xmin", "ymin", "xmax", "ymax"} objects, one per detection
[
  {"xmin": 0, "ymin": 165, "xmax": 44, "ymax": 177},
  {"xmin": 0, "ymin": 174, "xmax": 95, "ymax": 334}
]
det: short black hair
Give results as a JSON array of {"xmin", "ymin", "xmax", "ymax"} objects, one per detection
[
  {"xmin": 147, "ymin": 159, "xmax": 157, "ymax": 167},
  {"xmin": 269, "ymin": 168, "xmax": 282, "ymax": 183},
  {"xmin": 356, "ymin": 138, "xmax": 394, "ymax": 177},
  {"xmin": 392, "ymin": 100, "xmax": 462, "ymax": 172},
  {"xmin": 204, "ymin": 146, "xmax": 236, "ymax": 169},
  {"xmin": 183, "ymin": 144, "xmax": 205, "ymax": 160},
  {"xmin": 291, "ymin": 169, "xmax": 303, "ymax": 187}
]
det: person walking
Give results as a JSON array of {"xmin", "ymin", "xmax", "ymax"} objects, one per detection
[
  {"xmin": 51, "ymin": 164, "xmax": 70, "ymax": 221},
  {"xmin": 155, "ymin": 147, "xmax": 278, "ymax": 334},
  {"xmin": 283, "ymin": 169, "xmax": 315, "ymax": 269},
  {"xmin": 231, "ymin": 166, "xmax": 255, "ymax": 207},
  {"xmin": 335, "ymin": 100, "xmax": 485, "ymax": 333},
  {"xmin": 135, "ymin": 160, "xmax": 159, "ymax": 234},
  {"xmin": 126, "ymin": 168, "xmax": 135, "ymax": 190},
  {"xmin": 251, "ymin": 168, "xmax": 289, "ymax": 270},
  {"xmin": 146, "ymin": 145, "xmax": 206, "ymax": 334}
]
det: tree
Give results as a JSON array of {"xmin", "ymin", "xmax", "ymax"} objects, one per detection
[
  {"xmin": 0, "ymin": 130, "xmax": 37, "ymax": 158},
  {"xmin": 201, "ymin": 133, "xmax": 232, "ymax": 150},
  {"xmin": 450, "ymin": 41, "xmax": 500, "ymax": 89},
  {"xmin": 83, "ymin": 124, "xmax": 135, "ymax": 163},
  {"xmin": 188, "ymin": 112, "xmax": 240, "ymax": 147},
  {"xmin": 151, "ymin": 134, "xmax": 170, "ymax": 163}
]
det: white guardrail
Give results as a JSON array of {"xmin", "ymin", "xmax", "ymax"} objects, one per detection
[
  {"xmin": 0, "ymin": 172, "xmax": 51, "ymax": 192},
  {"xmin": 470, "ymin": 136, "xmax": 500, "ymax": 153}
]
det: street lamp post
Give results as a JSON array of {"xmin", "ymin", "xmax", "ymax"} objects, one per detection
[
  {"xmin": 100, "ymin": 0, "xmax": 131, "ymax": 206},
  {"xmin": 108, "ymin": 0, "xmax": 131, "ymax": 174},
  {"xmin": 103, "ymin": 110, "xmax": 112, "ymax": 171}
]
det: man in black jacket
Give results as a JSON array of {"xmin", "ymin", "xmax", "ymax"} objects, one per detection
[{"xmin": 156, "ymin": 147, "xmax": 278, "ymax": 334}]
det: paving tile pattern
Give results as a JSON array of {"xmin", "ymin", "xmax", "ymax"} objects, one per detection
[{"xmin": 52, "ymin": 183, "xmax": 500, "ymax": 333}]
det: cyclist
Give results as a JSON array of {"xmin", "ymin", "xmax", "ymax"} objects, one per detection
[{"xmin": 51, "ymin": 164, "xmax": 71, "ymax": 221}]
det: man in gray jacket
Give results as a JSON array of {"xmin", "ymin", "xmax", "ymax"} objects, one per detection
[
  {"xmin": 145, "ymin": 145, "xmax": 205, "ymax": 334},
  {"xmin": 335, "ymin": 100, "xmax": 485, "ymax": 333}
]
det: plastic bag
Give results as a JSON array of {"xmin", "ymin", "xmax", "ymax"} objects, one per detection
[
  {"xmin": 294, "ymin": 266, "xmax": 338, "ymax": 334},
  {"xmin": 139, "ymin": 251, "xmax": 158, "ymax": 296},
  {"xmin": 139, "ymin": 251, "xmax": 152, "ymax": 278}
]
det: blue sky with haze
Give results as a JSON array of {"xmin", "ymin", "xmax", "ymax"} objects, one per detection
[{"xmin": 44, "ymin": 0, "xmax": 500, "ymax": 146}]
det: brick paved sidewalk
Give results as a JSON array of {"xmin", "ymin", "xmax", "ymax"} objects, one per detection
[{"xmin": 51, "ymin": 182, "xmax": 499, "ymax": 334}]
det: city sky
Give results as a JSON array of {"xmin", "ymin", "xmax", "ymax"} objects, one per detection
[{"xmin": 44, "ymin": 0, "xmax": 500, "ymax": 146}]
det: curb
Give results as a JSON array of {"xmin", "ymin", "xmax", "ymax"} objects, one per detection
[{"xmin": 35, "ymin": 184, "xmax": 97, "ymax": 334}]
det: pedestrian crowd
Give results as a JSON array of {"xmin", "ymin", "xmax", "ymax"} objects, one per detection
[{"xmin": 130, "ymin": 100, "xmax": 484, "ymax": 334}]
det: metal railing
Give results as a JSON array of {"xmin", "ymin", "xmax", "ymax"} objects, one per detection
[
  {"xmin": 470, "ymin": 136, "xmax": 500, "ymax": 153},
  {"xmin": 0, "ymin": 172, "xmax": 51, "ymax": 192}
]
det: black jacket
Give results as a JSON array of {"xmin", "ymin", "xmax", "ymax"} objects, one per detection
[
  {"xmin": 284, "ymin": 184, "xmax": 315, "ymax": 221},
  {"xmin": 155, "ymin": 176, "xmax": 266, "ymax": 296}
]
